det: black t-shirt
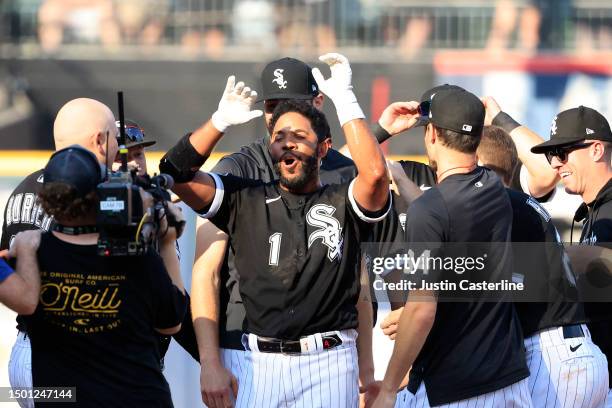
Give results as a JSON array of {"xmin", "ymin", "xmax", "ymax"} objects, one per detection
[
  {"xmin": 1, "ymin": 169, "xmax": 52, "ymax": 250},
  {"xmin": 508, "ymin": 189, "xmax": 584, "ymax": 337},
  {"xmin": 211, "ymin": 138, "xmax": 356, "ymax": 347},
  {"xmin": 404, "ymin": 167, "xmax": 529, "ymax": 406},
  {"xmin": 577, "ymin": 178, "xmax": 612, "ymax": 385},
  {"xmin": 27, "ymin": 233, "xmax": 184, "ymax": 407},
  {"xmin": 202, "ymin": 173, "xmax": 387, "ymax": 339},
  {"xmin": 1, "ymin": 170, "xmax": 200, "ymax": 362}
]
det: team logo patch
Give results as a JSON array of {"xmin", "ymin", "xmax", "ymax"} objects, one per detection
[
  {"xmin": 273, "ymin": 68, "xmax": 288, "ymax": 89},
  {"xmin": 306, "ymin": 204, "xmax": 344, "ymax": 262},
  {"xmin": 550, "ymin": 116, "xmax": 558, "ymax": 135},
  {"xmin": 586, "ymin": 128, "xmax": 595, "ymax": 135}
]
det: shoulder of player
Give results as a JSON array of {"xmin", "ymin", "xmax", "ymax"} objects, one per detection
[
  {"xmin": 213, "ymin": 139, "xmax": 269, "ymax": 175},
  {"xmin": 10, "ymin": 169, "xmax": 45, "ymax": 195},
  {"xmin": 507, "ymin": 188, "xmax": 552, "ymax": 224},
  {"xmin": 397, "ymin": 159, "xmax": 436, "ymax": 187},
  {"xmin": 322, "ymin": 148, "xmax": 355, "ymax": 169}
]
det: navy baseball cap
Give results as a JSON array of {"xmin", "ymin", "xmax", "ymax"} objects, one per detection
[
  {"xmin": 531, "ymin": 106, "xmax": 612, "ymax": 153},
  {"xmin": 44, "ymin": 145, "xmax": 104, "ymax": 197},
  {"xmin": 259, "ymin": 57, "xmax": 319, "ymax": 102}
]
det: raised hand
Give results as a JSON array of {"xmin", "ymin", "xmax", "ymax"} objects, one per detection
[
  {"xmin": 378, "ymin": 101, "xmax": 421, "ymax": 136},
  {"xmin": 311, "ymin": 53, "xmax": 365, "ymax": 126},
  {"xmin": 212, "ymin": 75, "xmax": 263, "ymax": 133},
  {"xmin": 481, "ymin": 96, "xmax": 502, "ymax": 126}
]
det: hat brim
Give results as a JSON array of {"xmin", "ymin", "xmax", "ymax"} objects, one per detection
[
  {"xmin": 256, "ymin": 93, "xmax": 315, "ymax": 103},
  {"xmin": 126, "ymin": 140, "xmax": 156, "ymax": 149},
  {"xmin": 530, "ymin": 137, "xmax": 584, "ymax": 154}
]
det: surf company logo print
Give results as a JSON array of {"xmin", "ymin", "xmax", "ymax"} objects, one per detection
[
  {"xmin": 306, "ymin": 204, "xmax": 344, "ymax": 262},
  {"xmin": 273, "ymin": 68, "xmax": 288, "ymax": 89},
  {"xmin": 39, "ymin": 271, "xmax": 124, "ymax": 334}
]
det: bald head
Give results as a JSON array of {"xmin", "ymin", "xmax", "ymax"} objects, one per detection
[{"xmin": 54, "ymin": 98, "xmax": 119, "ymax": 167}]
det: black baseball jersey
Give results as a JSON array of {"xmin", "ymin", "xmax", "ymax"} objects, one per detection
[
  {"xmin": 576, "ymin": 178, "xmax": 612, "ymax": 385},
  {"xmin": 1, "ymin": 169, "xmax": 53, "ymax": 250},
  {"xmin": 211, "ymin": 138, "xmax": 356, "ymax": 347},
  {"xmin": 404, "ymin": 167, "xmax": 529, "ymax": 406},
  {"xmin": 508, "ymin": 189, "xmax": 585, "ymax": 337},
  {"xmin": 202, "ymin": 173, "xmax": 388, "ymax": 339}
]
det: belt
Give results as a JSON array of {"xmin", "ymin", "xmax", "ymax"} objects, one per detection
[
  {"xmin": 255, "ymin": 333, "xmax": 343, "ymax": 355},
  {"xmin": 562, "ymin": 324, "xmax": 585, "ymax": 339}
]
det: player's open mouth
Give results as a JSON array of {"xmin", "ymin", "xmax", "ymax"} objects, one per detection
[
  {"xmin": 281, "ymin": 156, "xmax": 300, "ymax": 171},
  {"xmin": 560, "ymin": 171, "xmax": 572, "ymax": 178}
]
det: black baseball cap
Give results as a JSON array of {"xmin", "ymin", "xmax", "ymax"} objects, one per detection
[
  {"xmin": 418, "ymin": 86, "xmax": 485, "ymax": 137},
  {"xmin": 115, "ymin": 119, "xmax": 156, "ymax": 149},
  {"xmin": 531, "ymin": 106, "xmax": 612, "ymax": 153},
  {"xmin": 44, "ymin": 145, "xmax": 104, "ymax": 197},
  {"xmin": 415, "ymin": 84, "xmax": 465, "ymax": 127},
  {"xmin": 258, "ymin": 57, "xmax": 319, "ymax": 102}
]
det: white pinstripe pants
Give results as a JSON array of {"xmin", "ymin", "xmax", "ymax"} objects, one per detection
[
  {"xmin": 234, "ymin": 330, "xmax": 359, "ymax": 408},
  {"xmin": 400, "ymin": 378, "xmax": 532, "ymax": 407},
  {"xmin": 525, "ymin": 324, "xmax": 609, "ymax": 408},
  {"xmin": 8, "ymin": 331, "xmax": 33, "ymax": 408}
]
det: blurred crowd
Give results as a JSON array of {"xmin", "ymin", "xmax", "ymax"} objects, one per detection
[{"xmin": 1, "ymin": 0, "xmax": 611, "ymax": 57}]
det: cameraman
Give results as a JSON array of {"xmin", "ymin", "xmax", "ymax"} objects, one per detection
[{"xmin": 13, "ymin": 145, "xmax": 186, "ymax": 406}]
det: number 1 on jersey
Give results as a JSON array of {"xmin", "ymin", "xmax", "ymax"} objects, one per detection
[{"xmin": 268, "ymin": 232, "xmax": 282, "ymax": 266}]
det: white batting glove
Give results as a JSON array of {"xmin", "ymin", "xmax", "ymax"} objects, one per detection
[
  {"xmin": 311, "ymin": 53, "xmax": 365, "ymax": 126},
  {"xmin": 211, "ymin": 75, "xmax": 263, "ymax": 133}
]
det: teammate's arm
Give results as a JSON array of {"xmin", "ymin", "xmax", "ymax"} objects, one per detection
[
  {"xmin": 482, "ymin": 96, "xmax": 558, "ymax": 197},
  {"xmin": 338, "ymin": 101, "xmax": 422, "ymax": 158},
  {"xmin": 312, "ymin": 53, "xmax": 389, "ymax": 211},
  {"xmin": 356, "ymin": 258, "xmax": 378, "ymax": 406},
  {"xmin": 161, "ymin": 76, "xmax": 262, "ymax": 211},
  {"xmin": 192, "ymin": 218, "xmax": 238, "ymax": 407},
  {"xmin": 0, "ymin": 231, "xmax": 41, "ymax": 315},
  {"xmin": 374, "ymin": 292, "xmax": 437, "ymax": 408}
]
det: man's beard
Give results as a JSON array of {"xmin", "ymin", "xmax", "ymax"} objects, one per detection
[
  {"xmin": 274, "ymin": 153, "xmax": 319, "ymax": 191},
  {"xmin": 428, "ymin": 156, "xmax": 438, "ymax": 173}
]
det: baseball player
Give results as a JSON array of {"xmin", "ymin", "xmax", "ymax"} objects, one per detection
[
  {"xmin": 372, "ymin": 86, "xmax": 531, "ymax": 408},
  {"xmin": 191, "ymin": 57, "xmax": 374, "ymax": 408},
  {"xmin": 531, "ymin": 106, "xmax": 612, "ymax": 406},
  {"xmin": 479, "ymin": 125, "xmax": 608, "ymax": 407},
  {"xmin": 162, "ymin": 53, "xmax": 390, "ymax": 407}
]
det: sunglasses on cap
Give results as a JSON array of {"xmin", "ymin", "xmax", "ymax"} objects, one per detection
[
  {"xmin": 413, "ymin": 100, "xmax": 431, "ymax": 127},
  {"xmin": 115, "ymin": 121, "xmax": 145, "ymax": 143},
  {"xmin": 544, "ymin": 142, "xmax": 593, "ymax": 164}
]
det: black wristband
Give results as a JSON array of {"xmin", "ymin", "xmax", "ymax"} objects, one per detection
[
  {"xmin": 373, "ymin": 122, "xmax": 392, "ymax": 144},
  {"xmin": 159, "ymin": 133, "xmax": 208, "ymax": 183},
  {"xmin": 492, "ymin": 111, "xmax": 521, "ymax": 134}
]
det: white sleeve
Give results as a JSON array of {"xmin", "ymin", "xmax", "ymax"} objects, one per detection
[
  {"xmin": 347, "ymin": 179, "xmax": 392, "ymax": 223},
  {"xmin": 519, "ymin": 164, "xmax": 556, "ymax": 203},
  {"xmin": 196, "ymin": 172, "xmax": 225, "ymax": 219}
]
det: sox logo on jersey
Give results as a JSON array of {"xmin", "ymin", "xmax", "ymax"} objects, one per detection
[{"xmin": 306, "ymin": 204, "xmax": 344, "ymax": 262}]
